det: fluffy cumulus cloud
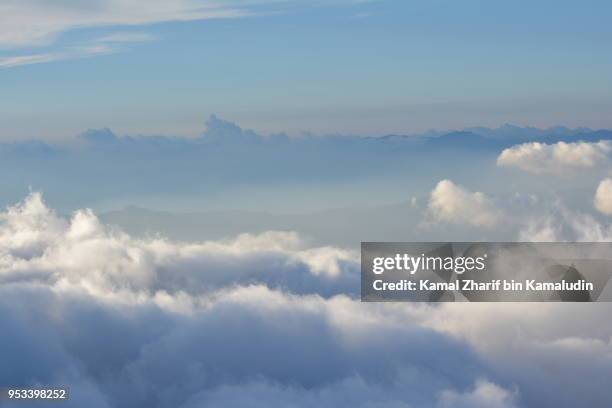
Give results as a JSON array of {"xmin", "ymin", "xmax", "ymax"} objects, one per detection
[
  {"xmin": 0, "ymin": 192, "xmax": 360, "ymax": 300},
  {"xmin": 594, "ymin": 178, "xmax": 612, "ymax": 215},
  {"xmin": 497, "ymin": 140, "xmax": 612, "ymax": 174},
  {"xmin": 2, "ymin": 193, "xmax": 612, "ymax": 407},
  {"xmin": 427, "ymin": 180, "xmax": 501, "ymax": 227}
]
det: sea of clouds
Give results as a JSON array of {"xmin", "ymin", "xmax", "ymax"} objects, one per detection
[{"xmin": 2, "ymin": 192, "xmax": 612, "ymax": 407}]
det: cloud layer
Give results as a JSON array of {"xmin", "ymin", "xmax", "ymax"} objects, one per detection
[
  {"xmin": 0, "ymin": 194, "xmax": 494, "ymax": 407},
  {"xmin": 0, "ymin": 192, "xmax": 360, "ymax": 300},
  {"xmin": 2, "ymin": 193, "xmax": 612, "ymax": 407}
]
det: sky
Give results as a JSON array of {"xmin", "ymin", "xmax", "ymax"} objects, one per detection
[{"xmin": 1, "ymin": 0, "xmax": 612, "ymax": 140}]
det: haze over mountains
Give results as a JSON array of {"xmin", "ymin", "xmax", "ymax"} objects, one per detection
[
  {"xmin": 2, "ymin": 116, "xmax": 611, "ymax": 246},
  {"xmin": 3, "ymin": 115, "xmax": 610, "ymax": 153}
]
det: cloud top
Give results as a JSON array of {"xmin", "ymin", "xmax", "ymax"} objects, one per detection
[
  {"xmin": 427, "ymin": 180, "xmax": 501, "ymax": 227},
  {"xmin": 497, "ymin": 141, "xmax": 611, "ymax": 175},
  {"xmin": 2, "ymin": 193, "xmax": 612, "ymax": 407},
  {"xmin": 0, "ymin": 193, "xmax": 359, "ymax": 300}
]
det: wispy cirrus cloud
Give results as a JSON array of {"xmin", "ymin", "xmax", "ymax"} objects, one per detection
[
  {"xmin": 0, "ymin": 0, "xmax": 369, "ymax": 49},
  {"xmin": 0, "ymin": 0, "xmax": 253, "ymax": 68},
  {"xmin": 0, "ymin": 53, "xmax": 59, "ymax": 68},
  {"xmin": 0, "ymin": 1, "xmax": 367, "ymax": 69},
  {"xmin": 0, "ymin": 30, "xmax": 156, "ymax": 69},
  {"xmin": 0, "ymin": 1, "xmax": 251, "ymax": 49},
  {"xmin": 95, "ymin": 31, "xmax": 158, "ymax": 44},
  {"xmin": 0, "ymin": 44, "xmax": 113, "ymax": 69}
]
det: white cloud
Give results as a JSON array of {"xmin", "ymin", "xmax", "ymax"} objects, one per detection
[
  {"xmin": 0, "ymin": 1, "xmax": 369, "ymax": 49},
  {"xmin": 0, "ymin": 1, "xmax": 365, "ymax": 68},
  {"xmin": 0, "ymin": 1, "xmax": 251, "ymax": 49},
  {"xmin": 0, "ymin": 1, "xmax": 258, "ymax": 68},
  {"xmin": 0, "ymin": 44, "xmax": 113, "ymax": 68},
  {"xmin": 2, "ymin": 193, "xmax": 612, "ymax": 407},
  {"xmin": 595, "ymin": 178, "xmax": 612, "ymax": 215},
  {"xmin": 0, "ymin": 53, "xmax": 59, "ymax": 68},
  {"xmin": 427, "ymin": 179, "xmax": 501, "ymax": 227},
  {"xmin": 0, "ymin": 193, "xmax": 496, "ymax": 407},
  {"xmin": 497, "ymin": 140, "xmax": 612, "ymax": 175},
  {"xmin": 0, "ymin": 193, "xmax": 359, "ymax": 300}
]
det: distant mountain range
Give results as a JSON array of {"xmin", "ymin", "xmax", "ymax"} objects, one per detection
[
  {"xmin": 1, "ymin": 116, "xmax": 609, "ymax": 213},
  {"xmin": 2, "ymin": 116, "xmax": 611, "ymax": 154}
]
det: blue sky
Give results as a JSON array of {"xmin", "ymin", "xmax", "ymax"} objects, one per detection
[{"xmin": 1, "ymin": 0, "xmax": 611, "ymax": 140}]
